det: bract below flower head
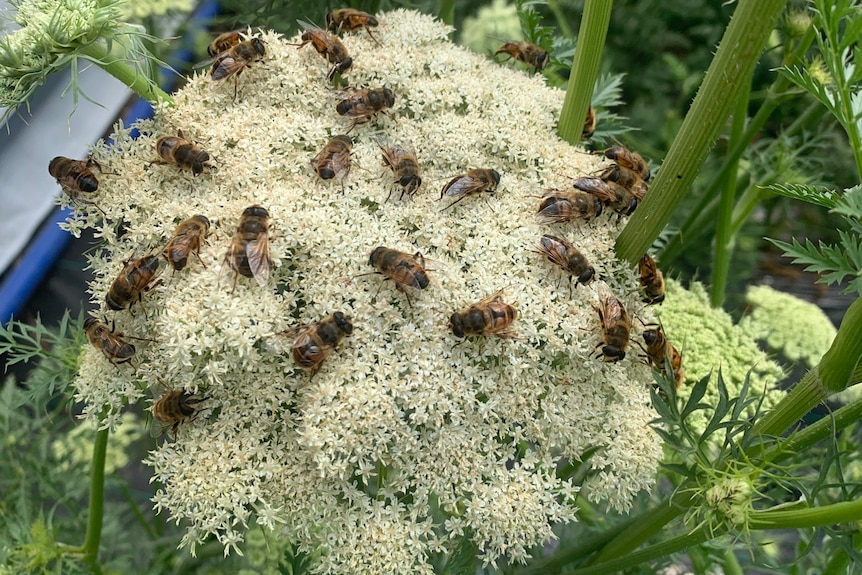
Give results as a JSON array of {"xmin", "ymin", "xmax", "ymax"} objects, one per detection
[{"xmin": 72, "ymin": 9, "xmax": 662, "ymax": 571}]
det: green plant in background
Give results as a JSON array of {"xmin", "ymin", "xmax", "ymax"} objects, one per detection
[{"xmin": 741, "ymin": 283, "xmax": 837, "ymax": 367}]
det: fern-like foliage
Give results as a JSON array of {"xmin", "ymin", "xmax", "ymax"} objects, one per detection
[
  {"xmin": 0, "ymin": 310, "xmax": 86, "ymax": 409},
  {"xmin": 767, "ymin": 185, "xmax": 862, "ymax": 295},
  {"xmin": 759, "ymin": 182, "xmax": 841, "ymax": 209}
]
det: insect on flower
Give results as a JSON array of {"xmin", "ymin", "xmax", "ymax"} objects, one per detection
[
  {"xmin": 593, "ymin": 292, "xmax": 630, "ymax": 362},
  {"xmin": 84, "ymin": 317, "xmax": 136, "ymax": 368},
  {"xmin": 163, "ymin": 215, "xmax": 211, "ymax": 272},
  {"xmin": 292, "ymin": 20, "xmax": 352, "ymax": 81},
  {"xmin": 494, "ymin": 41, "xmax": 549, "ymax": 73},
  {"xmin": 366, "ymin": 246, "xmax": 430, "ymax": 306},
  {"xmin": 151, "ymin": 387, "xmax": 208, "ymax": 440},
  {"xmin": 285, "ymin": 311, "xmax": 354, "ymax": 377},
  {"xmin": 325, "ymin": 8, "xmax": 381, "ymax": 46},
  {"xmin": 336, "ymin": 87, "xmax": 395, "ymax": 133},
  {"xmin": 210, "ymin": 37, "xmax": 266, "ymax": 98},
  {"xmin": 106, "ymin": 254, "xmax": 163, "ymax": 312},
  {"xmin": 640, "ymin": 324, "xmax": 684, "ymax": 389},
  {"xmin": 439, "ymin": 168, "xmax": 500, "ymax": 210},
  {"xmin": 573, "ymin": 176, "xmax": 638, "ymax": 217},
  {"xmin": 154, "ymin": 130, "xmax": 213, "ymax": 176},
  {"xmin": 223, "ymin": 205, "xmax": 273, "ymax": 289},
  {"xmin": 378, "ymin": 139, "xmax": 421, "ymax": 200},
  {"xmin": 598, "ymin": 145, "xmax": 650, "ymax": 181},
  {"xmin": 638, "ymin": 253, "xmax": 665, "ymax": 304},
  {"xmin": 48, "ymin": 156, "xmax": 106, "ymax": 214},
  {"xmin": 536, "ymin": 234, "xmax": 595, "ymax": 291},
  {"xmin": 311, "ymin": 135, "xmax": 352, "ymax": 192},
  {"xmin": 449, "ymin": 289, "xmax": 518, "ymax": 340},
  {"xmin": 535, "ymin": 189, "xmax": 603, "ymax": 224}
]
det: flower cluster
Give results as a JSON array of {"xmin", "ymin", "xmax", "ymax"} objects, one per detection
[
  {"xmin": 740, "ymin": 284, "xmax": 836, "ymax": 368},
  {"xmin": 71, "ymin": 10, "xmax": 664, "ymax": 572},
  {"xmin": 656, "ymin": 280, "xmax": 786, "ymax": 433}
]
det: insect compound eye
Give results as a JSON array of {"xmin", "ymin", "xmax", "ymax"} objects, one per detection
[{"xmin": 449, "ymin": 313, "xmax": 463, "ymax": 337}]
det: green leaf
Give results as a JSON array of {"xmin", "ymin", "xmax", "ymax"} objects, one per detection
[
  {"xmin": 832, "ymin": 185, "xmax": 862, "ymax": 219},
  {"xmin": 699, "ymin": 371, "xmax": 730, "ymax": 444},
  {"xmin": 766, "ymin": 236, "xmax": 862, "ymax": 294},
  {"xmin": 776, "ymin": 65, "xmax": 842, "ymax": 120},
  {"xmin": 759, "ymin": 183, "xmax": 841, "ymax": 208},
  {"xmin": 681, "ymin": 372, "xmax": 711, "ymax": 420},
  {"xmin": 661, "ymin": 462, "xmax": 696, "ymax": 478}
]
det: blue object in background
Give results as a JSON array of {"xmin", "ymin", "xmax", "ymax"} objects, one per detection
[{"xmin": 0, "ymin": 1, "xmax": 220, "ymax": 327}]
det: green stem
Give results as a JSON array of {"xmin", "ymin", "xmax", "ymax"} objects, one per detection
[
  {"xmin": 749, "ymin": 498, "xmax": 862, "ymax": 529},
  {"xmin": 616, "ymin": 0, "xmax": 788, "ymax": 263},
  {"xmin": 82, "ymin": 426, "xmax": 109, "ymax": 571},
  {"xmin": 546, "ymin": 0, "xmax": 574, "ymax": 38},
  {"xmin": 722, "ymin": 548, "xmax": 744, "ymax": 575},
  {"xmin": 78, "ymin": 41, "xmax": 173, "ymax": 106},
  {"xmin": 516, "ymin": 517, "xmax": 635, "ymax": 575},
  {"xmin": 710, "ymin": 83, "xmax": 750, "ymax": 307},
  {"xmin": 819, "ymin": 297, "xmax": 862, "ymax": 393},
  {"xmin": 438, "ymin": 0, "xmax": 455, "ymax": 27},
  {"xmin": 589, "ymin": 492, "xmax": 690, "ymax": 564},
  {"xmin": 566, "ymin": 527, "xmax": 708, "ymax": 575},
  {"xmin": 757, "ymin": 390, "xmax": 862, "ymax": 466},
  {"xmin": 753, "ymin": 368, "xmax": 828, "ymax": 438},
  {"xmin": 661, "ymin": 100, "xmax": 825, "ymax": 264},
  {"xmin": 558, "ymin": 0, "xmax": 612, "ymax": 145}
]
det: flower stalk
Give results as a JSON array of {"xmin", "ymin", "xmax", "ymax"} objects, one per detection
[
  {"xmin": 616, "ymin": 0, "xmax": 789, "ymax": 263},
  {"xmin": 77, "ymin": 38, "xmax": 173, "ymax": 106},
  {"xmin": 710, "ymin": 82, "xmax": 750, "ymax": 307},
  {"xmin": 748, "ymin": 498, "xmax": 862, "ymax": 529},
  {"xmin": 819, "ymin": 297, "xmax": 862, "ymax": 393},
  {"xmin": 82, "ymin": 426, "xmax": 109, "ymax": 571},
  {"xmin": 557, "ymin": 0, "xmax": 612, "ymax": 145}
]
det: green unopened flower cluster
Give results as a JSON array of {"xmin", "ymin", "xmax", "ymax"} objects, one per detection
[
  {"xmin": 0, "ymin": 0, "xmax": 167, "ymax": 121},
  {"xmin": 459, "ymin": 0, "xmax": 521, "ymax": 55},
  {"xmin": 51, "ymin": 412, "xmax": 142, "ymax": 474},
  {"xmin": 740, "ymin": 284, "xmax": 836, "ymax": 368},
  {"xmin": 70, "ymin": 10, "xmax": 664, "ymax": 572},
  {"xmin": 118, "ymin": 0, "xmax": 193, "ymax": 21},
  {"xmin": 701, "ymin": 473, "xmax": 756, "ymax": 534},
  {"xmin": 656, "ymin": 280, "xmax": 786, "ymax": 433}
]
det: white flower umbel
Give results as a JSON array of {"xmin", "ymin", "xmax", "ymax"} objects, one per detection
[{"xmin": 71, "ymin": 10, "xmax": 662, "ymax": 572}]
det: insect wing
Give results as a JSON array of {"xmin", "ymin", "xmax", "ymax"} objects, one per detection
[
  {"xmin": 601, "ymin": 297, "xmax": 624, "ymax": 330},
  {"xmin": 211, "ymin": 56, "xmax": 244, "ymax": 82},
  {"xmin": 441, "ymin": 174, "xmax": 483, "ymax": 198},
  {"xmin": 244, "ymin": 237, "xmax": 272, "ymax": 286},
  {"xmin": 538, "ymin": 235, "xmax": 571, "ymax": 268}
]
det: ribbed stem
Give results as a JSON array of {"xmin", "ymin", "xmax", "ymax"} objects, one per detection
[
  {"xmin": 710, "ymin": 84, "xmax": 750, "ymax": 307},
  {"xmin": 749, "ymin": 497, "xmax": 862, "ymax": 529},
  {"xmin": 616, "ymin": 0, "xmax": 788, "ymax": 263},
  {"xmin": 557, "ymin": 0, "xmax": 612, "ymax": 145},
  {"xmin": 81, "ymin": 427, "xmax": 109, "ymax": 571},
  {"xmin": 819, "ymin": 297, "xmax": 862, "ymax": 393},
  {"xmin": 78, "ymin": 40, "xmax": 173, "ymax": 105}
]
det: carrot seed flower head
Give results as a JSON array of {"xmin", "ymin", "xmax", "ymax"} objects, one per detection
[{"xmin": 71, "ymin": 10, "xmax": 663, "ymax": 571}]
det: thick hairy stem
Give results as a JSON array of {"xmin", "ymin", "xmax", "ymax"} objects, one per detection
[
  {"xmin": 558, "ymin": 0, "xmax": 612, "ymax": 145},
  {"xmin": 78, "ymin": 41, "xmax": 173, "ymax": 105},
  {"xmin": 616, "ymin": 0, "xmax": 788, "ymax": 263}
]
